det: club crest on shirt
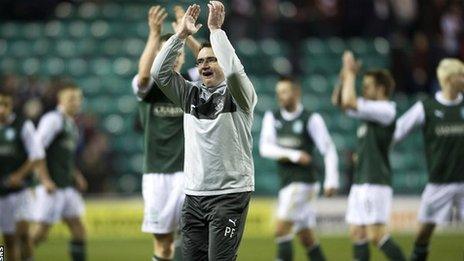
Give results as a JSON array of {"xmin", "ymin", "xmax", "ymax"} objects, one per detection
[
  {"xmin": 5, "ymin": 128, "xmax": 15, "ymax": 141},
  {"xmin": 357, "ymin": 124, "xmax": 367, "ymax": 138},
  {"xmin": 292, "ymin": 120, "xmax": 303, "ymax": 134},
  {"xmin": 434, "ymin": 110, "xmax": 444, "ymax": 118}
]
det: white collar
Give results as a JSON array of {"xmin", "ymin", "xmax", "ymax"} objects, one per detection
[
  {"xmin": 435, "ymin": 91, "xmax": 463, "ymax": 106},
  {"xmin": 280, "ymin": 103, "xmax": 303, "ymax": 121}
]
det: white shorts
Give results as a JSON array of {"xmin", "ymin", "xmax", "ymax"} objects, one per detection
[
  {"xmin": 0, "ymin": 189, "xmax": 35, "ymax": 233},
  {"xmin": 142, "ymin": 172, "xmax": 185, "ymax": 234},
  {"xmin": 277, "ymin": 182, "xmax": 319, "ymax": 232},
  {"xmin": 418, "ymin": 183, "xmax": 464, "ymax": 224},
  {"xmin": 346, "ymin": 184, "xmax": 392, "ymax": 225},
  {"xmin": 34, "ymin": 186, "xmax": 85, "ymax": 224},
  {"xmin": 15, "ymin": 188, "xmax": 35, "ymax": 222}
]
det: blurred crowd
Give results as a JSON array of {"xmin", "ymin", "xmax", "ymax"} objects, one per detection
[
  {"xmin": 226, "ymin": 0, "xmax": 464, "ymax": 93},
  {"xmin": 1, "ymin": 0, "xmax": 463, "ymax": 194},
  {"xmin": 0, "ymin": 74, "xmax": 115, "ymax": 193}
]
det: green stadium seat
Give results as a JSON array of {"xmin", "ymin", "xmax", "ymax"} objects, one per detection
[
  {"xmin": 101, "ymin": 3, "xmax": 124, "ymax": 19},
  {"xmin": 9, "ymin": 40, "xmax": 31, "ymax": 57},
  {"xmin": 41, "ymin": 57, "xmax": 65, "ymax": 75},
  {"xmin": 54, "ymin": 2, "xmax": 75, "ymax": 19},
  {"xmin": 23, "ymin": 23, "xmax": 43, "ymax": 39},
  {"xmin": 67, "ymin": 58, "xmax": 88, "ymax": 76},
  {"xmin": 44, "ymin": 21, "xmax": 67, "ymax": 38},
  {"xmin": 90, "ymin": 58, "xmax": 113, "ymax": 76},
  {"xmin": 374, "ymin": 37, "xmax": 390, "ymax": 55},
  {"xmin": 117, "ymin": 95, "xmax": 138, "ymax": 114},
  {"xmin": 303, "ymin": 38, "xmax": 327, "ymax": 56},
  {"xmin": 0, "ymin": 39, "xmax": 6, "ymax": 56},
  {"xmin": 21, "ymin": 58, "xmax": 40, "ymax": 75},
  {"xmin": 55, "ymin": 39, "xmax": 77, "ymax": 57},
  {"xmin": 1, "ymin": 57, "xmax": 18, "ymax": 73},
  {"xmin": 78, "ymin": 76, "xmax": 103, "ymax": 96},
  {"xmin": 303, "ymin": 74, "xmax": 329, "ymax": 95},
  {"xmin": 255, "ymin": 94, "xmax": 277, "ymax": 114},
  {"xmin": 122, "ymin": 38, "xmax": 145, "ymax": 57},
  {"xmin": 1, "ymin": 22, "xmax": 19, "ymax": 38},
  {"xmin": 260, "ymin": 39, "xmax": 288, "ymax": 56},
  {"xmin": 32, "ymin": 38, "xmax": 52, "ymax": 55},
  {"xmin": 327, "ymin": 37, "xmax": 346, "ymax": 55},
  {"xmin": 67, "ymin": 21, "xmax": 90, "ymax": 38},
  {"xmin": 347, "ymin": 37, "xmax": 368, "ymax": 55},
  {"xmin": 101, "ymin": 76, "xmax": 131, "ymax": 95},
  {"xmin": 90, "ymin": 20, "xmax": 111, "ymax": 38},
  {"xmin": 77, "ymin": 2, "xmax": 99, "ymax": 20}
]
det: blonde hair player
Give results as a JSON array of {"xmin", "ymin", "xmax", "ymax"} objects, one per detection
[{"xmin": 394, "ymin": 58, "xmax": 464, "ymax": 261}]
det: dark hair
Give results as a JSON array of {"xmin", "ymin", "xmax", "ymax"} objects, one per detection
[
  {"xmin": 200, "ymin": 42, "xmax": 212, "ymax": 50},
  {"xmin": 160, "ymin": 33, "xmax": 174, "ymax": 42},
  {"xmin": 278, "ymin": 75, "xmax": 301, "ymax": 89},
  {"xmin": 364, "ymin": 69, "xmax": 395, "ymax": 97}
]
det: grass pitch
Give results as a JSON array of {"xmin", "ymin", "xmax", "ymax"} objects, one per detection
[{"xmin": 34, "ymin": 233, "xmax": 464, "ymax": 260}]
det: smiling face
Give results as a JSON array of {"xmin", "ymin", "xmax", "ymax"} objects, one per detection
[{"xmin": 197, "ymin": 47, "xmax": 225, "ymax": 88}]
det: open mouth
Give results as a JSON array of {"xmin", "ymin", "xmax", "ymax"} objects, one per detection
[{"xmin": 202, "ymin": 70, "xmax": 214, "ymax": 78}]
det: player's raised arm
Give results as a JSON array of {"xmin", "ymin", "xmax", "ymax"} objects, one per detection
[
  {"xmin": 393, "ymin": 101, "xmax": 425, "ymax": 143},
  {"xmin": 173, "ymin": 5, "xmax": 202, "ymax": 57},
  {"xmin": 134, "ymin": 6, "xmax": 167, "ymax": 99},
  {"xmin": 307, "ymin": 114, "xmax": 339, "ymax": 196},
  {"xmin": 340, "ymin": 51, "xmax": 360, "ymax": 110},
  {"xmin": 340, "ymin": 51, "xmax": 396, "ymax": 126},
  {"xmin": 151, "ymin": 4, "xmax": 200, "ymax": 107},
  {"xmin": 208, "ymin": 1, "xmax": 257, "ymax": 113}
]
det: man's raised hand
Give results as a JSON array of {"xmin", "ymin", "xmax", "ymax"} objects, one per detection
[
  {"xmin": 176, "ymin": 4, "xmax": 202, "ymax": 39},
  {"xmin": 207, "ymin": 1, "xmax": 225, "ymax": 31},
  {"xmin": 148, "ymin": 6, "xmax": 167, "ymax": 35}
]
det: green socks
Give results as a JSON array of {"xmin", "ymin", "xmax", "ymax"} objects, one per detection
[
  {"xmin": 307, "ymin": 244, "xmax": 326, "ymax": 261},
  {"xmin": 378, "ymin": 236, "xmax": 406, "ymax": 261},
  {"xmin": 70, "ymin": 240, "xmax": 86, "ymax": 261},
  {"xmin": 353, "ymin": 240, "xmax": 370, "ymax": 261},
  {"xmin": 276, "ymin": 235, "xmax": 293, "ymax": 261},
  {"xmin": 411, "ymin": 242, "xmax": 429, "ymax": 261}
]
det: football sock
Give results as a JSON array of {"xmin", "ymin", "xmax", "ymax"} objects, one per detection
[
  {"xmin": 307, "ymin": 243, "xmax": 326, "ymax": 261},
  {"xmin": 378, "ymin": 235, "xmax": 406, "ymax": 261},
  {"xmin": 152, "ymin": 255, "xmax": 172, "ymax": 261},
  {"xmin": 276, "ymin": 234, "xmax": 293, "ymax": 261},
  {"xmin": 353, "ymin": 240, "xmax": 370, "ymax": 261},
  {"xmin": 70, "ymin": 240, "xmax": 86, "ymax": 261},
  {"xmin": 411, "ymin": 242, "xmax": 429, "ymax": 261}
]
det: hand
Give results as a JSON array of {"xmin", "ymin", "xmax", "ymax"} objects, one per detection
[
  {"xmin": 5, "ymin": 172, "xmax": 24, "ymax": 188},
  {"xmin": 208, "ymin": 1, "xmax": 225, "ymax": 31},
  {"xmin": 75, "ymin": 172, "xmax": 88, "ymax": 193},
  {"xmin": 342, "ymin": 51, "xmax": 361, "ymax": 74},
  {"xmin": 297, "ymin": 152, "xmax": 312, "ymax": 166},
  {"xmin": 324, "ymin": 187, "xmax": 337, "ymax": 197},
  {"xmin": 148, "ymin": 6, "xmax": 167, "ymax": 35},
  {"xmin": 43, "ymin": 179, "xmax": 57, "ymax": 194},
  {"xmin": 176, "ymin": 4, "xmax": 202, "ymax": 39},
  {"xmin": 171, "ymin": 5, "xmax": 186, "ymax": 34}
]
